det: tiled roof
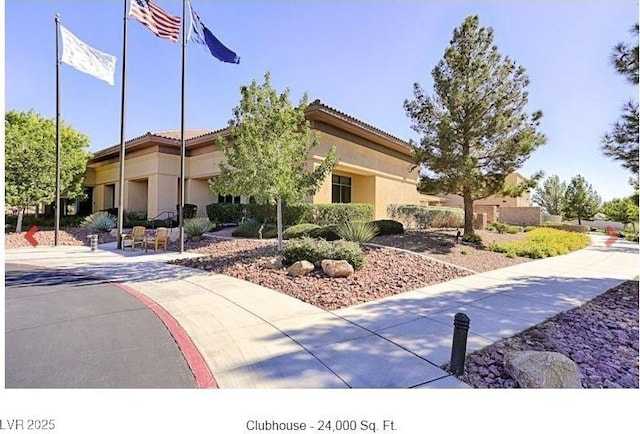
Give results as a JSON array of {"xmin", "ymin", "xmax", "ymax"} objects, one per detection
[
  {"xmin": 306, "ymin": 99, "xmax": 411, "ymax": 149},
  {"xmin": 89, "ymin": 102, "xmax": 411, "ymax": 161}
]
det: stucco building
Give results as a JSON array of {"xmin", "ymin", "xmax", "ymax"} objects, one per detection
[{"xmin": 84, "ymin": 100, "xmax": 442, "ymax": 221}]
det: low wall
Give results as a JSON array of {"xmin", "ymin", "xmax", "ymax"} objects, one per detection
[
  {"xmin": 473, "ymin": 205, "xmax": 498, "ymax": 223},
  {"xmin": 499, "ymin": 207, "xmax": 542, "ymax": 226}
]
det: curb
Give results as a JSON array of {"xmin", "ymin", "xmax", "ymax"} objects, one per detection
[{"xmin": 113, "ymin": 282, "xmax": 218, "ymax": 389}]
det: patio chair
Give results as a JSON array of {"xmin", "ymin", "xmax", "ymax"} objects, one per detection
[
  {"xmin": 145, "ymin": 227, "xmax": 169, "ymax": 252},
  {"xmin": 122, "ymin": 226, "xmax": 146, "ymax": 251}
]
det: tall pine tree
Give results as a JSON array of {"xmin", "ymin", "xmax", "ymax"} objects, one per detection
[
  {"xmin": 405, "ymin": 15, "xmax": 546, "ymax": 235},
  {"xmin": 602, "ymin": 23, "xmax": 639, "ymax": 175}
]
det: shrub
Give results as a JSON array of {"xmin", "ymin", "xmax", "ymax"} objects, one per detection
[
  {"xmin": 336, "ymin": 221, "xmax": 379, "ymax": 244},
  {"xmin": 177, "ymin": 204, "xmax": 198, "ymax": 219},
  {"xmin": 523, "ymin": 226, "xmax": 537, "ymax": 232},
  {"xmin": 102, "ymin": 208, "xmax": 118, "ymax": 218},
  {"xmin": 622, "ymin": 231, "xmax": 639, "ymax": 242},
  {"xmin": 542, "ymin": 223, "xmax": 589, "ymax": 233},
  {"xmin": 282, "ymin": 237, "xmax": 365, "ymax": 269},
  {"xmin": 127, "ymin": 210, "xmax": 147, "ymax": 221},
  {"xmin": 461, "ymin": 233, "xmax": 483, "ymax": 245},
  {"xmin": 232, "ymin": 223, "xmax": 277, "ymax": 238},
  {"xmin": 206, "ymin": 203, "xmax": 247, "ymax": 225},
  {"xmin": 81, "ymin": 212, "xmax": 117, "ymax": 232},
  {"xmin": 387, "ymin": 204, "xmax": 463, "ymax": 229},
  {"xmin": 487, "ymin": 227, "xmax": 590, "ymax": 258},
  {"xmin": 184, "ymin": 218, "xmax": 214, "ymax": 239},
  {"xmin": 308, "ymin": 225, "xmax": 341, "ymax": 241},
  {"xmin": 372, "ymin": 219, "xmax": 404, "ymax": 235},
  {"xmin": 491, "ymin": 221, "xmax": 522, "ymax": 234},
  {"xmin": 330, "ymin": 240, "xmax": 365, "ymax": 270},
  {"xmin": 305, "ymin": 203, "xmax": 374, "ymax": 226},
  {"xmin": 283, "ymin": 223, "xmax": 321, "ymax": 239}
]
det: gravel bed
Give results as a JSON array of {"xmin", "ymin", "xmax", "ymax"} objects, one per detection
[
  {"xmin": 171, "ymin": 237, "xmax": 472, "ymax": 311},
  {"xmin": 374, "ymin": 229, "xmax": 531, "ymax": 272},
  {"xmin": 5, "ymin": 228, "xmax": 117, "ymax": 248},
  {"xmin": 451, "ymin": 280, "xmax": 639, "ymax": 388}
]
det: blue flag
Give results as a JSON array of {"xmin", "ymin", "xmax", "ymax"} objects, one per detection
[{"xmin": 188, "ymin": 2, "xmax": 240, "ymax": 64}]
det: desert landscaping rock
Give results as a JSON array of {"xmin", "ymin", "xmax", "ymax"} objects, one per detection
[
  {"xmin": 5, "ymin": 228, "xmax": 117, "ymax": 248},
  {"xmin": 287, "ymin": 260, "xmax": 315, "ymax": 277},
  {"xmin": 374, "ymin": 229, "xmax": 531, "ymax": 272},
  {"xmin": 171, "ymin": 238, "xmax": 471, "ymax": 310},
  {"xmin": 321, "ymin": 259, "xmax": 354, "ymax": 278},
  {"xmin": 453, "ymin": 280, "xmax": 639, "ymax": 388},
  {"xmin": 504, "ymin": 351, "xmax": 583, "ymax": 388}
]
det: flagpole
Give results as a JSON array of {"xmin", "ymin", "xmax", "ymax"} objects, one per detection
[
  {"xmin": 179, "ymin": 0, "xmax": 187, "ymax": 254},
  {"xmin": 117, "ymin": 0, "xmax": 129, "ymax": 249},
  {"xmin": 54, "ymin": 13, "xmax": 61, "ymax": 247}
]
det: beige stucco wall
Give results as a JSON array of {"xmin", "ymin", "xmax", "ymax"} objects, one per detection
[
  {"xmin": 187, "ymin": 178, "xmax": 216, "ymax": 217},
  {"xmin": 308, "ymin": 123, "xmax": 424, "ymax": 219},
  {"xmin": 127, "ymin": 179, "xmax": 148, "ymax": 214},
  {"xmin": 88, "ymin": 121, "xmax": 431, "ymax": 220}
]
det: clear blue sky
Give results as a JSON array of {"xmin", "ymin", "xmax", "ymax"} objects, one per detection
[{"xmin": 4, "ymin": 1, "xmax": 638, "ymax": 201}]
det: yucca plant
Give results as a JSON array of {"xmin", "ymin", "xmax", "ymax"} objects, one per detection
[
  {"xmin": 80, "ymin": 212, "xmax": 117, "ymax": 232},
  {"xmin": 335, "ymin": 221, "xmax": 379, "ymax": 244},
  {"xmin": 183, "ymin": 218, "xmax": 214, "ymax": 241}
]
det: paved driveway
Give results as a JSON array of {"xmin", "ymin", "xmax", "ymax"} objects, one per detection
[{"xmin": 5, "ymin": 264, "xmax": 196, "ymax": 388}]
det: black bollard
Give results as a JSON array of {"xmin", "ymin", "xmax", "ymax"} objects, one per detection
[{"xmin": 449, "ymin": 312, "xmax": 470, "ymax": 375}]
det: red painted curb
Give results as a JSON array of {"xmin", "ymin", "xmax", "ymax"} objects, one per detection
[{"xmin": 113, "ymin": 282, "xmax": 218, "ymax": 389}]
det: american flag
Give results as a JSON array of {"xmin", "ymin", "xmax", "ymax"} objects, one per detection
[{"xmin": 129, "ymin": 0, "xmax": 181, "ymax": 43}]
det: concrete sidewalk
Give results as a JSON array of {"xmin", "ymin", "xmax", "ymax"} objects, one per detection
[{"xmin": 5, "ymin": 234, "xmax": 638, "ymax": 388}]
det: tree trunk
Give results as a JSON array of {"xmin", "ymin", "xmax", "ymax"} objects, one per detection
[
  {"xmin": 577, "ymin": 215, "xmax": 582, "ymax": 225},
  {"xmin": 16, "ymin": 208, "xmax": 24, "ymax": 233},
  {"xmin": 463, "ymin": 191, "xmax": 474, "ymax": 236},
  {"xmin": 276, "ymin": 196, "xmax": 283, "ymax": 251}
]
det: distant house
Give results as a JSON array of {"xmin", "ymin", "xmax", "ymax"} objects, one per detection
[
  {"xmin": 437, "ymin": 172, "xmax": 532, "ymax": 208},
  {"xmin": 437, "ymin": 172, "xmax": 537, "ymax": 225},
  {"xmin": 82, "ymin": 100, "xmax": 441, "ymax": 221}
]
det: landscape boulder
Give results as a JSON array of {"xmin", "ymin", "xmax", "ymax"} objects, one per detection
[
  {"xmin": 263, "ymin": 257, "xmax": 283, "ymax": 269},
  {"xmin": 321, "ymin": 259, "xmax": 354, "ymax": 278},
  {"xmin": 504, "ymin": 351, "xmax": 582, "ymax": 388},
  {"xmin": 287, "ymin": 260, "xmax": 314, "ymax": 276}
]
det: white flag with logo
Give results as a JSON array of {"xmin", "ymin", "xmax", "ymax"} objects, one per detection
[{"xmin": 60, "ymin": 25, "xmax": 116, "ymax": 86}]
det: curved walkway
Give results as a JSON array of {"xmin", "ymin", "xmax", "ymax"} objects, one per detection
[{"xmin": 5, "ymin": 234, "xmax": 638, "ymax": 388}]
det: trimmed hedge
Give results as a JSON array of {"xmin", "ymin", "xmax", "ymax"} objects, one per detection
[
  {"xmin": 205, "ymin": 202, "xmax": 373, "ymax": 226},
  {"xmin": 305, "ymin": 203, "xmax": 374, "ymax": 226},
  {"xmin": 372, "ymin": 219, "xmax": 404, "ymax": 235},
  {"xmin": 206, "ymin": 203, "xmax": 247, "ymax": 225},
  {"xmin": 387, "ymin": 204, "xmax": 463, "ymax": 229},
  {"xmin": 4, "ymin": 214, "xmax": 85, "ymax": 228},
  {"xmin": 177, "ymin": 203, "xmax": 198, "ymax": 219},
  {"xmin": 283, "ymin": 223, "xmax": 321, "ymax": 239},
  {"xmin": 282, "ymin": 237, "xmax": 365, "ymax": 270}
]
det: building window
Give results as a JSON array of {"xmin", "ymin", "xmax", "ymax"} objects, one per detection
[
  {"xmin": 218, "ymin": 194, "xmax": 241, "ymax": 204},
  {"xmin": 332, "ymin": 175, "xmax": 351, "ymax": 203}
]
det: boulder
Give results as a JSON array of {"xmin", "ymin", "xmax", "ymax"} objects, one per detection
[
  {"xmin": 321, "ymin": 259, "xmax": 354, "ymax": 278},
  {"xmin": 504, "ymin": 351, "xmax": 582, "ymax": 388},
  {"xmin": 287, "ymin": 260, "xmax": 314, "ymax": 276},
  {"xmin": 263, "ymin": 257, "xmax": 283, "ymax": 269}
]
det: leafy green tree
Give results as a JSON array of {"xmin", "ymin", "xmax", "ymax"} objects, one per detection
[
  {"xmin": 404, "ymin": 15, "xmax": 546, "ymax": 235},
  {"xmin": 602, "ymin": 197, "xmax": 639, "ymax": 230},
  {"xmin": 532, "ymin": 174, "xmax": 566, "ymax": 215},
  {"xmin": 563, "ymin": 175, "xmax": 601, "ymax": 225},
  {"xmin": 602, "ymin": 24, "xmax": 639, "ymax": 174},
  {"xmin": 5, "ymin": 110, "xmax": 90, "ymax": 232},
  {"xmin": 209, "ymin": 72, "xmax": 337, "ymax": 250}
]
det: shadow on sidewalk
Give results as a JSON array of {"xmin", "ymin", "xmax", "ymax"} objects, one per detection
[{"xmin": 223, "ymin": 274, "xmax": 628, "ymax": 388}]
